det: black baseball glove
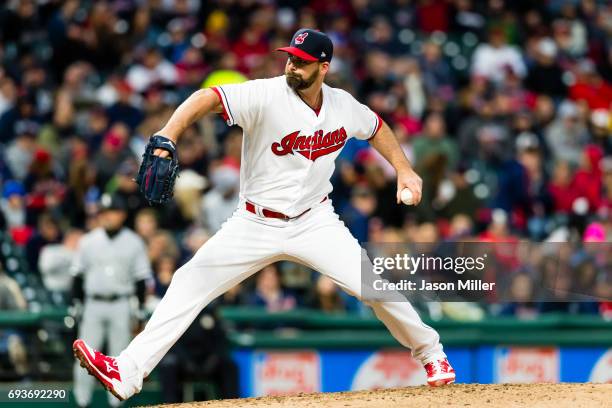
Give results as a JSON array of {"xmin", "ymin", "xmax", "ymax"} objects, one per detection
[{"xmin": 135, "ymin": 135, "xmax": 179, "ymax": 205}]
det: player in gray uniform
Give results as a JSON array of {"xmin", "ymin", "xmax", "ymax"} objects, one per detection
[{"xmin": 71, "ymin": 194, "xmax": 152, "ymax": 407}]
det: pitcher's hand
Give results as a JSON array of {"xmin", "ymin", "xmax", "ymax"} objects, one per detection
[{"xmin": 396, "ymin": 167, "xmax": 423, "ymax": 205}]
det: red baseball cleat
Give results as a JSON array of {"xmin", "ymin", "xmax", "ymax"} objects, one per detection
[
  {"xmin": 73, "ymin": 339, "xmax": 128, "ymax": 401},
  {"xmin": 424, "ymin": 358, "xmax": 456, "ymax": 386}
]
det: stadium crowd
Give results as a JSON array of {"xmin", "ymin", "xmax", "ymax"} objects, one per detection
[{"xmin": 0, "ymin": 0, "xmax": 611, "ymax": 331}]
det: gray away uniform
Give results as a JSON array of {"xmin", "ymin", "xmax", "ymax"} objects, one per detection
[{"xmin": 72, "ymin": 227, "xmax": 151, "ymax": 407}]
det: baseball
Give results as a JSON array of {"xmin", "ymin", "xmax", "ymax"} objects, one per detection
[{"xmin": 400, "ymin": 188, "xmax": 415, "ymax": 205}]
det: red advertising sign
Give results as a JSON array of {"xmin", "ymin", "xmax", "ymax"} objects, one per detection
[
  {"xmin": 495, "ymin": 347, "xmax": 559, "ymax": 383},
  {"xmin": 253, "ymin": 351, "xmax": 321, "ymax": 396},
  {"xmin": 351, "ymin": 350, "xmax": 427, "ymax": 390}
]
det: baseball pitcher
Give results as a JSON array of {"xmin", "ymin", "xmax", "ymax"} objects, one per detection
[{"xmin": 73, "ymin": 29, "xmax": 455, "ymax": 401}]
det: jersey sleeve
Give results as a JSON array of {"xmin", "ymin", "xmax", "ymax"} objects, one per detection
[
  {"xmin": 347, "ymin": 96, "xmax": 383, "ymax": 141},
  {"xmin": 131, "ymin": 237, "xmax": 153, "ymax": 281},
  {"xmin": 70, "ymin": 240, "xmax": 87, "ymax": 277},
  {"xmin": 211, "ymin": 79, "xmax": 265, "ymax": 128}
]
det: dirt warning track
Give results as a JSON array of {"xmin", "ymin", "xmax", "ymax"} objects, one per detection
[{"xmin": 148, "ymin": 383, "xmax": 612, "ymax": 408}]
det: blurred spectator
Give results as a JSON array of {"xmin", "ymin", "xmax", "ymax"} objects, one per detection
[
  {"xmin": 201, "ymin": 165, "xmax": 240, "ymax": 233},
  {"xmin": 180, "ymin": 227, "xmax": 210, "ymax": 263},
  {"xmin": 590, "ymin": 109, "xmax": 611, "ymax": 153},
  {"xmin": 163, "ymin": 18, "xmax": 192, "ymax": 64},
  {"xmin": 569, "ymin": 59, "xmax": 612, "ymax": 110},
  {"xmin": 0, "ymin": 95, "xmax": 41, "ymax": 144},
  {"xmin": 364, "ymin": 16, "xmax": 401, "ymax": 55},
  {"xmin": 438, "ymin": 170, "xmax": 481, "ymax": 221},
  {"xmin": 359, "ymin": 51, "xmax": 394, "ymax": 100},
  {"xmin": 53, "ymin": 62, "xmax": 97, "ymax": 132},
  {"xmin": 112, "ymin": 158, "xmax": 147, "ymax": 221},
  {"xmin": 248, "ymin": 264, "xmax": 296, "ymax": 312},
  {"xmin": 415, "ymin": 0, "xmax": 450, "ymax": 33},
  {"xmin": 598, "ymin": 158, "xmax": 612, "ymax": 214},
  {"xmin": 545, "ymin": 101, "xmax": 589, "ymax": 166},
  {"xmin": 92, "ymin": 123, "xmax": 135, "ymax": 189},
  {"xmin": 413, "ymin": 113, "xmax": 459, "ymax": 219},
  {"xmin": 457, "ymin": 98, "xmax": 508, "ymax": 161},
  {"xmin": 499, "ymin": 272, "xmax": 538, "ymax": 318},
  {"xmin": 47, "ymin": 0, "xmax": 92, "ymax": 79},
  {"xmin": 305, "ymin": 276, "xmax": 346, "ymax": 313},
  {"xmin": 0, "ymin": 263, "xmax": 27, "ymax": 310},
  {"xmin": 525, "ymin": 38, "xmax": 567, "ymax": 100},
  {"xmin": 413, "ymin": 113, "xmax": 458, "ymax": 173},
  {"xmin": 176, "ymin": 47, "xmax": 209, "ymax": 90},
  {"xmin": 126, "ymin": 47, "xmax": 179, "ymax": 93},
  {"xmin": 446, "ymin": 214, "xmax": 474, "ymax": 239},
  {"xmin": 4, "ymin": 120, "xmax": 39, "ymax": 180},
  {"xmin": 174, "ymin": 169, "xmax": 208, "ymax": 223},
  {"xmin": 548, "ymin": 161, "xmax": 576, "ymax": 215},
  {"xmin": 25, "ymin": 213, "xmax": 61, "ymax": 273},
  {"xmin": 471, "ymin": 27, "xmax": 526, "ymax": 84},
  {"xmin": 231, "ymin": 23, "xmax": 270, "ymax": 75},
  {"xmin": 480, "ymin": 209, "xmax": 519, "ymax": 245},
  {"xmin": 419, "ymin": 40, "xmax": 454, "ymax": 100},
  {"xmin": 572, "ymin": 144, "xmax": 604, "ymax": 212},
  {"xmin": 450, "ymin": 0, "xmax": 485, "ymax": 37},
  {"xmin": 175, "ymin": 126, "xmax": 209, "ymax": 172},
  {"xmin": 0, "ymin": 262, "xmax": 29, "ymax": 379},
  {"xmin": 0, "ymin": 180, "xmax": 27, "ymax": 231},
  {"xmin": 24, "ymin": 148, "xmax": 65, "ymax": 221},
  {"xmin": 0, "ymin": 157, "xmax": 10, "ymax": 189},
  {"xmin": 106, "ymin": 81, "xmax": 144, "ymax": 131},
  {"xmin": 515, "ymin": 132, "xmax": 552, "ymax": 238},
  {"xmin": 38, "ymin": 228, "xmax": 82, "ymax": 296},
  {"xmin": 153, "ymin": 254, "xmax": 177, "ymax": 299},
  {"xmin": 148, "ymin": 230, "xmax": 180, "ymax": 265},
  {"xmin": 63, "ymin": 151, "xmax": 98, "ymax": 229},
  {"xmin": 135, "ymin": 208, "xmax": 160, "ymax": 244},
  {"xmin": 0, "ymin": 74, "xmax": 17, "ymax": 118},
  {"xmin": 340, "ymin": 186, "xmax": 377, "ymax": 243}
]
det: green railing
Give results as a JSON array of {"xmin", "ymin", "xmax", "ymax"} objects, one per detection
[
  {"xmin": 2, "ymin": 307, "xmax": 612, "ymax": 348},
  {"xmin": 219, "ymin": 307, "xmax": 612, "ymax": 348}
]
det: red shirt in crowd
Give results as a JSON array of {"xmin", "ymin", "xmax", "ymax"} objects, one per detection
[
  {"xmin": 569, "ymin": 79, "xmax": 612, "ymax": 110},
  {"xmin": 548, "ymin": 181, "xmax": 576, "ymax": 213},
  {"xmin": 572, "ymin": 145, "xmax": 604, "ymax": 211}
]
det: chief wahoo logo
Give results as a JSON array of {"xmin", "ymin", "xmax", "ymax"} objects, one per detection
[{"xmin": 295, "ymin": 32, "xmax": 309, "ymax": 44}]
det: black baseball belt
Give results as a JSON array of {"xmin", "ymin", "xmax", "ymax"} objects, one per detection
[{"xmin": 89, "ymin": 294, "xmax": 129, "ymax": 302}]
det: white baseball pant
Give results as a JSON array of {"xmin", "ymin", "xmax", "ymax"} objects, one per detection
[{"xmin": 118, "ymin": 199, "xmax": 445, "ymax": 391}]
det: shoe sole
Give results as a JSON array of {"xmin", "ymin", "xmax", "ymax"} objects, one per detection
[
  {"xmin": 73, "ymin": 342, "xmax": 125, "ymax": 401},
  {"xmin": 428, "ymin": 375, "xmax": 456, "ymax": 387}
]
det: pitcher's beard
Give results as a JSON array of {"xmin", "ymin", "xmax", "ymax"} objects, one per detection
[{"xmin": 286, "ymin": 70, "xmax": 318, "ymax": 91}]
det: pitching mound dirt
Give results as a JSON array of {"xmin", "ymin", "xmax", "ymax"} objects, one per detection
[{"xmin": 149, "ymin": 383, "xmax": 611, "ymax": 408}]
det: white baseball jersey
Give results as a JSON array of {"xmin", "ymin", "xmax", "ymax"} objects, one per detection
[{"xmin": 212, "ymin": 76, "xmax": 382, "ymax": 217}]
